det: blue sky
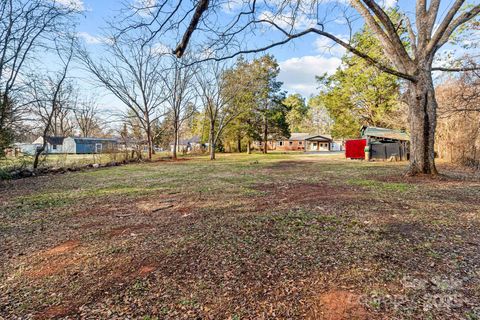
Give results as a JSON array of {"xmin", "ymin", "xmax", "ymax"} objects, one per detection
[
  {"xmin": 73, "ymin": 0, "xmax": 350, "ymax": 104},
  {"xmin": 67, "ymin": 0, "xmax": 478, "ymax": 112}
]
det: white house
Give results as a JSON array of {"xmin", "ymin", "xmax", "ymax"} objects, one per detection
[
  {"xmin": 32, "ymin": 136, "xmax": 118, "ymax": 154},
  {"xmin": 32, "ymin": 136, "xmax": 66, "ymax": 154}
]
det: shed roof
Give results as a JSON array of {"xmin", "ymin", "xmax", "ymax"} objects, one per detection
[
  {"xmin": 361, "ymin": 126, "xmax": 409, "ymax": 141},
  {"xmin": 45, "ymin": 136, "xmax": 65, "ymax": 145},
  {"xmin": 72, "ymin": 137, "xmax": 118, "ymax": 143}
]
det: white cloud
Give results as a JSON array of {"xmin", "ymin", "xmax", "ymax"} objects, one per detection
[
  {"xmin": 55, "ymin": 0, "xmax": 84, "ymax": 11},
  {"xmin": 279, "ymin": 55, "xmax": 341, "ymax": 97},
  {"xmin": 77, "ymin": 32, "xmax": 107, "ymax": 45},
  {"xmin": 259, "ymin": 10, "xmax": 316, "ymax": 30},
  {"xmin": 133, "ymin": 0, "xmax": 158, "ymax": 17},
  {"xmin": 152, "ymin": 42, "xmax": 171, "ymax": 55},
  {"xmin": 314, "ymin": 36, "xmax": 348, "ymax": 57}
]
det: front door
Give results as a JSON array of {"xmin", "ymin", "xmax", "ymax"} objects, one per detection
[{"xmin": 319, "ymin": 143, "xmax": 329, "ymax": 151}]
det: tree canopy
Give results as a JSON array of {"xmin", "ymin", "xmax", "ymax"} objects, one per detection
[{"xmin": 314, "ymin": 27, "xmax": 404, "ymax": 138}]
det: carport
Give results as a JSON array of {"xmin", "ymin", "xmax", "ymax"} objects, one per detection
[{"xmin": 361, "ymin": 126, "xmax": 410, "ymax": 161}]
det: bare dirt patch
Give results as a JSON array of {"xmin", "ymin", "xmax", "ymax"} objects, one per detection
[
  {"xmin": 137, "ymin": 265, "xmax": 156, "ymax": 276},
  {"xmin": 42, "ymin": 240, "xmax": 80, "ymax": 256},
  {"xmin": 308, "ymin": 290, "xmax": 369, "ymax": 320},
  {"xmin": 28, "ymin": 258, "xmax": 74, "ymax": 278}
]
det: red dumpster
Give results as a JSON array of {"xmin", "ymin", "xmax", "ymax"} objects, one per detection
[{"xmin": 345, "ymin": 139, "xmax": 367, "ymax": 159}]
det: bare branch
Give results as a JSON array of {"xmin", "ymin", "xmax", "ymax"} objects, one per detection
[{"xmin": 173, "ymin": 0, "xmax": 209, "ymax": 58}]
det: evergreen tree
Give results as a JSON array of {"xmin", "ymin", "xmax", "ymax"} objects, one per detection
[
  {"xmin": 223, "ymin": 55, "xmax": 289, "ymax": 153},
  {"xmin": 284, "ymin": 94, "xmax": 309, "ymax": 133},
  {"xmin": 314, "ymin": 27, "xmax": 403, "ymax": 138}
]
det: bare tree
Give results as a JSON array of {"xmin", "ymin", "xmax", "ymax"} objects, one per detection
[
  {"xmin": 51, "ymin": 100, "xmax": 75, "ymax": 136},
  {"xmin": 162, "ymin": 57, "xmax": 197, "ymax": 159},
  {"xmin": 436, "ymin": 70, "xmax": 480, "ymax": 167},
  {"xmin": 195, "ymin": 61, "xmax": 240, "ymax": 160},
  {"xmin": 79, "ymin": 33, "xmax": 168, "ymax": 160},
  {"xmin": 27, "ymin": 40, "xmax": 75, "ymax": 169},
  {"xmin": 73, "ymin": 98, "xmax": 104, "ymax": 137},
  {"xmin": 0, "ymin": 0, "xmax": 80, "ymax": 150},
  {"xmin": 131, "ymin": 0, "xmax": 480, "ymax": 175}
]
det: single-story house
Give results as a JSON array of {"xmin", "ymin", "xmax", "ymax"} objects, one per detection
[
  {"xmin": 346, "ymin": 126, "xmax": 409, "ymax": 160},
  {"xmin": 32, "ymin": 136, "xmax": 66, "ymax": 154},
  {"xmin": 170, "ymin": 136, "xmax": 204, "ymax": 153},
  {"xmin": 255, "ymin": 133, "xmax": 338, "ymax": 152},
  {"xmin": 64, "ymin": 137, "xmax": 118, "ymax": 154},
  {"xmin": 32, "ymin": 136, "xmax": 118, "ymax": 154},
  {"xmin": 303, "ymin": 134, "xmax": 334, "ymax": 152}
]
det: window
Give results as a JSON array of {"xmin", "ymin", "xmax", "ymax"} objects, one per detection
[
  {"xmin": 95, "ymin": 143, "xmax": 102, "ymax": 153},
  {"xmin": 279, "ymin": 141, "xmax": 283, "ymax": 146},
  {"xmin": 289, "ymin": 141, "xmax": 293, "ymax": 146},
  {"xmin": 52, "ymin": 144, "xmax": 57, "ymax": 150},
  {"xmin": 299, "ymin": 141, "xmax": 303, "ymax": 145}
]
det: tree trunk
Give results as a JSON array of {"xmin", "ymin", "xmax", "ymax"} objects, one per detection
[
  {"xmin": 237, "ymin": 135, "xmax": 241, "ymax": 153},
  {"xmin": 146, "ymin": 126, "xmax": 153, "ymax": 160},
  {"xmin": 210, "ymin": 141, "xmax": 215, "ymax": 160},
  {"xmin": 34, "ymin": 137, "xmax": 47, "ymax": 169},
  {"xmin": 209, "ymin": 121, "xmax": 215, "ymax": 160},
  {"xmin": 263, "ymin": 114, "xmax": 268, "ymax": 154},
  {"xmin": 247, "ymin": 139, "xmax": 251, "ymax": 154},
  {"xmin": 406, "ymin": 69, "xmax": 438, "ymax": 175},
  {"xmin": 172, "ymin": 123, "xmax": 178, "ymax": 160}
]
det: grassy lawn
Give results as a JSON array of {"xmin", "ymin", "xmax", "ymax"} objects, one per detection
[
  {"xmin": 0, "ymin": 151, "xmax": 172, "ymax": 173},
  {"xmin": 1, "ymin": 153, "xmax": 480, "ymax": 319}
]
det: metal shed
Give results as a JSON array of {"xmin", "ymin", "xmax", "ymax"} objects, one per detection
[
  {"xmin": 65, "ymin": 137, "xmax": 118, "ymax": 154},
  {"xmin": 361, "ymin": 126, "xmax": 410, "ymax": 161}
]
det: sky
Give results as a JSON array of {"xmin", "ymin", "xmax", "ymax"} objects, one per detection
[
  {"xmin": 72, "ymin": 0, "xmax": 352, "ymax": 103},
  {"xmin": 65, "ymin": 0, "xmax": 477, "ymax": 112}
]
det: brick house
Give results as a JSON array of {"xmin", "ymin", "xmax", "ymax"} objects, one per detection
[{"xmin": 255, "ymin": 133, "xmax": 337, "ymax": 152}]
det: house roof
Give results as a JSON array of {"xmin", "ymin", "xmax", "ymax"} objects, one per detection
[
  {"xmin": 288, "ymin": 133, "xmax": 310, "ymax": 141},
  {"xmin": 45, "ymin": 136, "xmax": 65, "ymax": 145},
  {"xmin": 305, "ymin": 134, "xmax": 333, "ymax": 142},
  {"xmin": 72, "ymin": 137, "xmax": 118, "ymax": 143},
  {"xmin": 361, "ymin": 126, "xmax": 409, "ymax": 141},
  {"xmin": 286, "ymin": 133, "xmax": 333, "ymax": 142}
]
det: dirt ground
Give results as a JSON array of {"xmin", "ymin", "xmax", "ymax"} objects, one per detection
[{"xmin": 1, "ymin": 153, "xmax": 480, "ymax": 319}]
